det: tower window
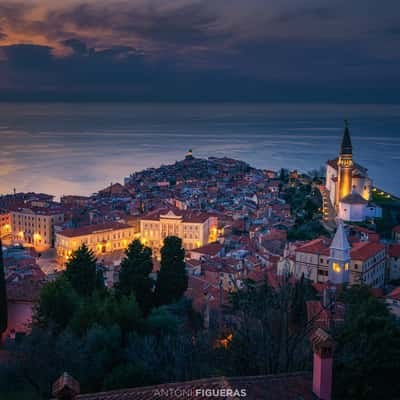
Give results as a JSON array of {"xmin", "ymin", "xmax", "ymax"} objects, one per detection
[{"xmin": 332, "ymin": 262, "xmax": 341, "ymax": 273}]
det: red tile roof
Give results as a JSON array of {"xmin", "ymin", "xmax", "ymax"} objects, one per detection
[
  {"xmin": 296, "ymin": 238, "xmax": 331, "ymax": 255},
  {"xmin": 387, "ymin": 287, "xmax": 400, "ymax": 301},
  {"xmin": 389, "ymin": 244, "xmax": 400, "ymax": 258},
  {"xmin": 58, "ymin": 222, "xmax": 133, "ymax": 238},
  {"xmin": 350, "ymin": 242, "xmax": 385, "ymax": 261},
  {"xmin": 190, "ymin": 242, "xmax": 223, "ymax": 256}
]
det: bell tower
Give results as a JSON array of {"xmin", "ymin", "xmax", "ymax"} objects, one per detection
[
  {"xmin": 328, "ymin": 219, "xmax": 351, "ymax": 285},
  {"xmin": 335, "ymin": 120, "xmax": 353, "ymax": 209}
]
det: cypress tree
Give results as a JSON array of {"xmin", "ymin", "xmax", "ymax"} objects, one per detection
[
  {"xmin": 0, "ymin": 239, "xmax": 8, "ymax": 336},
  {"xmin": 65, "ymin": 244, "xmax": 104, "ymax": 297},
  {"xmin": 155, "ymin": 236, "xmax": 188, "ymax": 306},
  {"xmin": 118, "ymin": 239, "xmax": 154, "ymax": 313}
]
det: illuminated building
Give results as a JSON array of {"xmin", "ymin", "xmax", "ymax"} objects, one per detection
[
  {"xmin": 140, "ymin": 208, "xmax": 217, "ymax": 256},
  {"xmin": 0, "ymin": 210, "xmax": 11, "ymax": 238},
  {"xmin": 328, "ymin": 220, "xmax": 350, "ymax": 285},
  {"xmin": 10, "ymin": 206, "xmax": 64, "ymax": 251},
  {"xmin": 294, "ymin": 221, "xmax": 386, "ymax": 288},
  {"xmin": 55, "ymin": 222, "xmax": 139, "ymax": 262},
  {"xmin": 324, "ymin": 121, "xmax": 381, "ymax": 222}
]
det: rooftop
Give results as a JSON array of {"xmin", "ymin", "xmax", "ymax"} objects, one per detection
[
  {"xmin": 350, "ymin": 241, "xmax": 385, "ymax": 261},
  {"xmin": 340, "ymin": 192, "xmax": 368, "ymax": 205},
  {"xmin": 58, "ymin": 222, "xmax": 133, "ymax": 238},
  {"xmin": 388, "ymin": 243, "xmax": 400, "ymax": 258},
  {"xmin": 141, "ymin": 208, "xmax": 212, "ymax": 223},
  {"xmin": 63, "ymin": 373, "xmax": 314, "ymax": 400}
]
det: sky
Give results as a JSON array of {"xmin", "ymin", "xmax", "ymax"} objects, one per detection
[{"xmin": 0, "ymin": 0, "xmax": 400, "ymax": 102}]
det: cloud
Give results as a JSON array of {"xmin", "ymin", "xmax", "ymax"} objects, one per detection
[
  {"xmin": 0, "ymin": 0, "xmax": 399, "ymax": 101},
  {"xmin": 1, "ymin": 44, "xmax": 53, "ymax": 68},
  {"xmin": 62, "ymin": 38, "xmax": 89, "ymax": 55}
]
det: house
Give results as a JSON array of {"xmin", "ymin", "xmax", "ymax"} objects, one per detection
[
  {"xmin": 187, "ymin": 242, "xmax": 224, "ymax": 260},
  {"xmin": 386, "ymin": 287, "xmax": 400, "ymax": 318},
  {"xmin": 388, "ymin": 244, "xmax": 400, "ymax": 281},
  {"xmin": 393, "ymin": 225, "xmax": 400, "ymax": 242},
  {"xmin": 295, "ymin": 223, "xmax": 386, "ymax": 287}
]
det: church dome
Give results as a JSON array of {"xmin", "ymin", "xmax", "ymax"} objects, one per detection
[{"xmin": 340, "ymin": 192, "xmax": 368, "ymax": 205}]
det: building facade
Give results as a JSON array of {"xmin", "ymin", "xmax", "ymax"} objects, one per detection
[
  {"xmin": 0, "ymin": 210, "xmax": 11, "ymax": 238},
  {"xmin": 140, "ymin": 208, "xmax": 218, "ymax": 256},
  {"xmin": 55, "ymin": 222, "xmax": 139, "ymax": 262},
  {"xmin": 324, "ymin": 122, "xmax": 380, "ymax": 222},
  {"xmin": 11, "ymin": 206, "xmax": 64, "ymax": 251},
  {"xmin": 388, "ymin": 244, "xmax": 400, "ymax": 281},
  {"xmin": 295, "ymin": 222, "xmax": 386, "ymax": 288}
]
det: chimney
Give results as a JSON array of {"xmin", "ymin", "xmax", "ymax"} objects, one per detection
[
  {"xmin": 52, "ymin": 372, "xmax": 80, "ymax": 400},
  {"xmin": 311, "ymin": 328, "xmax": 336, "ymax": 400}
]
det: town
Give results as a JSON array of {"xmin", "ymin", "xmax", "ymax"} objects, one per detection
[{"xmin": 1, "ymin": 124, "xmax": 400, "ymax": 400}]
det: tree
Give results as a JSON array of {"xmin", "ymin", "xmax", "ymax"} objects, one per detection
[
  {"xmin": 0, "ymin": 239, "xmax": 8, "ymax": 337},
  {"xmin": 225, "ymin": 278, "xmax": 315, "ymax": 376},
  {"xmin": 118, "ymin": 240, "xmax": 154, "ymax": 313},
  {"xmin": 333, "ymin": 286, "xmax": 400, "ymax": 400},
  {"xmin": 154, "ymin": 236, "xmax": 188, "ymax": 306},
  {"xmin": 65, "ymin": 244, "xmax": 104, "ymax": 297},
  {"xmin": 70, "ymin": 293, "xmax": 142, "ymax": 338},
  {"xmin": 34, "ymin": 275, "xmax": 79, "ymax": 332}
]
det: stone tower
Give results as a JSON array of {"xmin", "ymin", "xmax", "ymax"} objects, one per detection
[
  {"xmin": 328, "ymin": 219, "xmax": 351, "ymax": 285},
  {"xmin": 335, "ymin": 120, "xmax": 354, "ymax": 209}
]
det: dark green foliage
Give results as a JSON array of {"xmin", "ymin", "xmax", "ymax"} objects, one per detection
[
  {"xmin": 287, "ymin": 219, "xmax": 328, "ymax": 241},
  {"xmin": 69, "ymin": 293, "xmax": 142, "ymax": 338},
  {"xmin": 65, "ymin": 244, "xmax": 104, "ymax": 297},
  {"xmin": 0, "ymin": 239, "xmax": 8, "ymax": 335},
  {"xmin": 154, "ymin": 236, "xmax": 188, "ymax": 306},
  {"xmin": 333, "ymin": 286, "xmax": 400, "ymax": 400},
  {"xmin": 118, "ymin": 240, "xmax": 154, "ymax": 313},
  {"xmin": 283, "ymin": 183, "xmax": 327, "ymax": 240},
  {"xmin": 225, "ymin": 278, "xmax": 315, "ymax": 376},
  {"xmin": 34, "ymin": 275, "xmax": 79, "ymax": 332}
]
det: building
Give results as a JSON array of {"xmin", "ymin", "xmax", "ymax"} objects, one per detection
[
  {"xmin": 393, "ymin": 225, "xmax": 400, "ymax": 242},
  {"xmin": 0, "ymin": 210, "xmax": 11, "ymax": 238},
  {"xmin": 324, "ymin": 122, "xmax": 380, "ymax": 222},
  {"xmin": 10, "ymin": 205, "xmax": 64, "ymax": 251},
  {"xmin": 328, "ymin": 220, "xmax": 351, "ymax": 285},
  {"xmin": 386, "ymin": 287, "xmax": 400, "ymax": 318},
  {"xmin": 140, "ymin": 208, "xmax": 218, "ymax": 256},
  {"xmin": 295, "ymin": 221, "xmax": 386, "ymax": 287},
  {"xmin": 55, "ymin": 222, "xmax": 139, "ymax": 262},
  {"xmin": 388, "ymin": 244, "xmax": 400, "ymax": 281}
]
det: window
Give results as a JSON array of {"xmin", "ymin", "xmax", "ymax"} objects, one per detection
[{"xmin": 332, "ymin": 262, "xmax": 341, "ymax": 273}]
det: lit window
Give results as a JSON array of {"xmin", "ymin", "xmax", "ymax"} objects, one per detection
[{"xmin": 332, "ymin": 262, "xmax": 341, "ymax": 273}]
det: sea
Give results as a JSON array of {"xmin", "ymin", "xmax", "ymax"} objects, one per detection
[{"xmin": 0, "ymin": 102, "xmax": 399, "ymax": 199}]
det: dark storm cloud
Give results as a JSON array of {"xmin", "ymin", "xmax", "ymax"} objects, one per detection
[
  {"xmin": 0, "ymin": 0, "xmax": 400, "ymax": 102},
  {"xmin": 273, "ymin": 6, "xmax": 336, "ymax": 24},
  {"xmin": 2, "ymin": 44, "xmax": 53, "ymax": 68},
  {"xmin": 62, "ymin": 39, "xmax": 89, "ymax": 55},
  {"xmin": 42, "ymin": 1, "xmax": 228, "ymax": 49}
]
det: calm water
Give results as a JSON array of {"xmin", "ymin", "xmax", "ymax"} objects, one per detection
[{"xmin": 0, "ymin": 103, "xmax": 399, "ymax": 199}]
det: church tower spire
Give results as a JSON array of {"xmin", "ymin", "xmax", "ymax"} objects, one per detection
[
  {"xmin": 328, "ymin": 219, "xmax": 351, "ymax": 285},
  {"xmin": 335, "ymin": 120, "xmax": 354, "ymax": 208},
  {"xmin": 340, "ymin": 120, "xmax": 352, "ymax": 156}
]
